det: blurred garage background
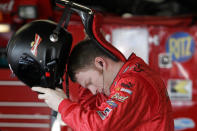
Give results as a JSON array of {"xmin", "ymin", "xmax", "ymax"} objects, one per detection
[{"xmin": 0, "ymin": 0, "xmax": 197, "ymax": 131}]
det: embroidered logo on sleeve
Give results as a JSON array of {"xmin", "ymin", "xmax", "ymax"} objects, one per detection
[
  {"xmin": 97, "ymin": 111, "xmax": 106, "ymax": 120},
  {"xmin": 97, "ymin": 107, "xmax": 112, "ymax": 120},
  {"xmin": 106, "ymin": 99, "xmax": 118, "ymax": 108},
  {"xmin": 133, "ymin": 63, "xmax": 143, "ymax": 72},
  {"xmin": 115, "ymin": 87, "xmax": 132, "ymax": 95},
  {"xmin": 111, "ymin": 93, "xmax": 129, "ymax": 102},
  {"xmin": 120, "ymin": 88, "xmax": 132, "ymax": 94},
  {"xmin": 121, "ymin": 82, "xmax": 134, "ymax": 88},
  {"xmin": 103, "ymin": 107, "xmax": 112, "ymax": 116},
  {"xmin": 122, "ymin": 63, "xmax": 143, "ymax": 74}
]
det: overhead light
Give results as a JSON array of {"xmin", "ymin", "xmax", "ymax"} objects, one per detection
[
  {"xmin": 0, "ymin": 24, "xmax": 10, "ymax": 33},
  {"xmin": 18, "ymin": 6, "xmax": 37, "ymax": 19}
]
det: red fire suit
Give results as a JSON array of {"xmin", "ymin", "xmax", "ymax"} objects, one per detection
[{"xmin": 58, "ymin": 53, "xmax": 174, "ymax": 131}]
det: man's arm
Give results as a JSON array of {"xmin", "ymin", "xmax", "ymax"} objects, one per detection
[
  {"xmin": 32, "ymin": 76, "xmax": 150, "ymax": 131},
  {"xmin": 77, "ymin": 87, "xmax": 108, "ymax": 110}
]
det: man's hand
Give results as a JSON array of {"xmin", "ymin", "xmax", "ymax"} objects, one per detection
[{"xmin": 32, "ymin": 87, "xmax": 68, "ymax": 111}]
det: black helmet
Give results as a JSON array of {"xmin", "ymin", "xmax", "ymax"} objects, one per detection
[{"xmin": 7, "ymin": 20, "xmax": 72, "ymax": 89}]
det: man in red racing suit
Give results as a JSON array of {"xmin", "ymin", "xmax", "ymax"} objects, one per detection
[
  {"xmin": 59, "ymin": 48, "xmax": 174, "ymax": 130},
  {"xmin": 33, "ymin": 39, "xmax": 174, "ymax": 131}
]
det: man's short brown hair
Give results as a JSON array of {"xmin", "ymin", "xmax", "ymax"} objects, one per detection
[{"xmin": 68, "ymin": 39, "xmax": 119, "ymax": 82}]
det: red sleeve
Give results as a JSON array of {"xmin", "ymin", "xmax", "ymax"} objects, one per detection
[
  {"xmin": 77, "ymin": 87, "xmax": 97, "ymax": 110},
  {"xmin": 58, "ymin": 76, "xmax": 152, "ymax": 131}
]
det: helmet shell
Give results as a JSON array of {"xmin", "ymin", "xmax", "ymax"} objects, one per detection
[{"xmin": 7, "ymin": 20, "xmax": 72, "ymax": 88}]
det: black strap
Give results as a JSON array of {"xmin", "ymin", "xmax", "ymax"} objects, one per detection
[
  {"xmin": 63, "ymin": 9, "xmax": 72, "ymax": 29},
  {"xmin": 53, "ymin": 6, "xmax": 72, "ymax": 35}
]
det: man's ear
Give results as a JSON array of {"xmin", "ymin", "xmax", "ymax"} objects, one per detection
[{"xmin": 94, "ymin": 57, "xmax": 105, "ymax": 70}]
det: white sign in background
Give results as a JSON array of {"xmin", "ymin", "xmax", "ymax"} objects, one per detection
[{"xmin": 111, "ymin": 27, "xmax": 149, "ymax": 63}]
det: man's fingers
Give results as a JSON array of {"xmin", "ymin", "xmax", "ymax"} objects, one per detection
[
  {"xmin": 32, "ymin": 87, "xmax": 48, "ymax": 93},
  {"xmin": 38, "ymin": 93, "xmax": 48, "ymax": 99},
  {"xmin": 44, "ymin": 99, "xmax": 49, "ymax": 104},
  {"xmin": 56, "ymin": 88, "xmax": 63, "ymax": 92}
]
